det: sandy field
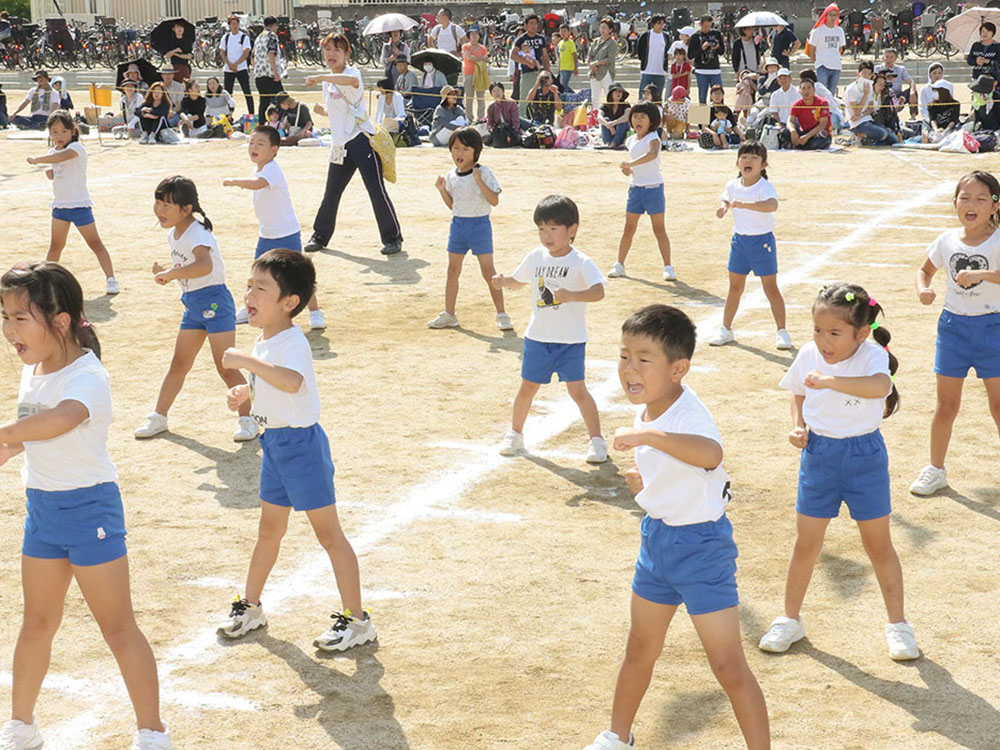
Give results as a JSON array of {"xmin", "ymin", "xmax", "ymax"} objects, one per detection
[{"xmin": 0, "ymin": 89, "xmax": 998, "ymax": 750}]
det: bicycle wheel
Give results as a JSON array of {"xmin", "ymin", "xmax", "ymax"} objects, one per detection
[
  {"xmin": 616, "ymin": 36, "xmax": 628, "ymax": 60},
  {"xmin": 939, "ymin": 39, "xmax": 959, "ymax": 58}
]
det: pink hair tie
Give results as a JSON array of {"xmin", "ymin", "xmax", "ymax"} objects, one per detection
[
  {"xmin": 869, "ymin": 297, "xmax": 878, "ymax": 307},
  {"xmin": 81, "ymin": 319, "xmax": 91, "ymax": 328}
]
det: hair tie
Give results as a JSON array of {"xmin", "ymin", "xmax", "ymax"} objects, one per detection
[
  {"xmin": 871, "ymin": 321, "xmax": 880, "ymax": 331},
  {"xmin": 81, "ymin": 319, "xmax": 91, "ymax": 328},
  {"xmin": 868, "ymin": 297, "xmax": 878, "ymax": 307},
  {"xmin": 993, "ymin": 194, "xmax": 999, "ymax": 201},
  {"xmin": 845, "ymin": 292, "xmax": 855, "ymax": 302}
]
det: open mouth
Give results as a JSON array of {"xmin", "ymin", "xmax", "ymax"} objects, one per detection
[
  {"xmin": 246, "ymin": 306, "xmax": 259, "ymax": 318},
  {"xmin": 964, "ymin": 211, "xmax": 978, "ymax": 222},
  {"xmin": 12, "ymin": 343, "xmax": 26, "ymax": 356},
  {"xmin": 626, "ymin": 381, "xmax": 644, "ymax": 395}
]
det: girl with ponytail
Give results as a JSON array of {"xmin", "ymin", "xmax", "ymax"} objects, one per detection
[
  {"xmin": 136, "ymin": 176, "xmax": 258, "ymax": 442},
  {"xmin": 758, "ymin": 282, "xmax": 920, "ymax": 663}
]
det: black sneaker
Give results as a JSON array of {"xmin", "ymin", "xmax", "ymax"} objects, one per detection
[
  {"xmin": 304, "ymin": 239, "xmax": 325, "ymax": 253},
  {"xmin": 380, "ymin": 240, "xmax": 402, "ymax": 255}
]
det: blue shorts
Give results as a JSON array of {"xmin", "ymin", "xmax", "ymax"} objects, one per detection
[
  {"xmin": 52, "ymin": 206, "xmax": 95, "ymax": 227},
  {"xmin": 179, "ymin": 284, "xmax": 237, "ymax": 334},
  {"xmin": 934, "ymin": 310, "xmax": 1000, "ymax": 379},
  {"xmin": 521, "ymin": 338, "xmax": 586, "ymax": 384},
  {"xmin": 259, "ymin": 423, "xmax": 336, "ymax": 511},
  {"xmin": 447, "ymin": 216, "xmax": 494, "ymax": 255},
  {"xmin": 625, "ymin": 183, "xmax": 665, "ymax": 216},
  {"xmin": 23, "ymin": 482, "xmax": 127, "ymax": 566},
  {"xmin": 797, "ymin": 430, "xmax": 891, "ymax": 521},
  {"xmin": 632, "ymin": 513, "xmax": 739, "ymax": 615},
  {"xmin": 255, "ymin": 231, "xmax": 302, "ymax": 259},
  {"xmin": 728, "ymin": 232, "xmax": 778, "ymax": 277}
]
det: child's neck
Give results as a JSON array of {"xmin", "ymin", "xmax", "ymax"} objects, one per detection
[
  {"xmin": 37, "ymin": 340, "xmax": 85, "ymax": 376},
  {"xmin": 547, "ymin": 243, "xmax": 572, "ymax": 256},
  {"xmin": 741, "ymin": 173, "xmax": 762, "ymax": 186},
  {"xmin": 254, "ymin": 155, "xmax": 275, "ymax": 169},
  {"xmin": 173, "ymin": 215, "xmax": 196, "ymax": 235},
  {"xmin": 261, "ymin": 318, "xmax": 294, "ymax": 339},
  {"xmin": 961, "ymin": 222, "xmax": 995, "ymax": 244},
  {"xmin": 643, "ymin": 382, "xmax": 685, "ymax": 422}
]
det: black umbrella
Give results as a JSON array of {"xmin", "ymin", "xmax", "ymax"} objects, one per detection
[
  {"xmin": 115, "ymin": 58, "xmax": 161, "ymax": 87},
  {"xmin": 150, "ymin": 17, "xmax": 195, "ymax": 56},
  {"xmin": 410, "ymin": 48, "xmax": 462, "ymax": 78}
]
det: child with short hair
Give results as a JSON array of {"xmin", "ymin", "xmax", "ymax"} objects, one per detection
[
  {"xmin": 607, "ymin": 101, "xmax": 674, "ymax": 282},
  {"xmin": 709, "ymin": 106, "xmax": 735, "ymax": 148},
  {"xmin": 222, "ymin": 125, "xmax": 325, "ymax": 329},
  {"xmin": 585, "ymin": 304, "xmax": 769, "ymax": 750},
  {"xmin": 428, "ymin": 126, "xmax": 511, "ymax": 331},
  {"xmin": 491, "ymin": 195, "xmax": 608, "ymax": 463},
  {"xmin": 217, "ymin": 249, "xmax": 376, "ymax": 652}
]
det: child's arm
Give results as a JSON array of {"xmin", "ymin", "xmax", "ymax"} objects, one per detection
[
  {"xmin": 804, "ymin": 369, "xmax": 892, "ymax": 399},
  {"xmin": 313, "ymin": 103, "xmax": 328, "ymax": 117},
  {"xmin": 152, "ymin": 245, "xmax": 212, "ymax": 285},
  {"xmin": 305, "ymin": 74, "xmax": 359, "ymax": 88},
  {"xmin": 955, "ymin": 265, "xmax": 1000, "ymax": 288},
  {"xmin": 491, "ymin": 273, "xmax": 528, "ymax": 290},
  {"xmin": 473, "ymin": 167, "xmax": 499, "ymax": 206},
  {"xmin": 0, "ymin": 400, "xmax": 89, "ymax": 447},
  {"xmin": 553, "ymin": 282, "xmax": 604, "ymax": 304},
  {"xmin": 26, "ymin": 150, "xmax": 77, "ymax": 165},
  {"xmin": 222, "ymin": 177, "xmax": 269, "ymax": 190},
  {"xmin": 435, "ymin": 176, "xmax": 454, "ymax": 209},
  {"xmin": 613, "ymin": 427, "xmax": 723, "ymax": 470},
  {"xmin": 789, "ymin": 394, "xmax": 808, "ymax": 448},
  {"xmin": 916, "ymin": 257, "xmax": 938, "ymax": 304},
  {"xmin": 730, "ymin": 197, "xmax": 778, "ymax": 213},
  {"xmin": 222, "ymin": 348, "xmax": 303, "ymax": 393},
  {"xmin": 624, "ymin": 139, "xmax": 661, "ymax": 168}
]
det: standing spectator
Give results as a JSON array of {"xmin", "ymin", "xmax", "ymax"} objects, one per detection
[
  {"xmin": 462, "ymin": 26, "xmax": 489, "ymax": 121},
  {"xmin": 164, "ymin": 21, "xmax": 193, "ymax": 82},
  {"xmin": 787, "ymin": 77, "xmax": 832, "ymax": 149},
  {"xmin": 967, "ymin": 22, "xmax": 1000, "ymax": 80},
  {"xmin": 395, "ymin": 58, "xmax": 418, "ymax": 96},
  {"xmin": 220, "ymin": 16, "xmax": 254, "ymax": 115},
  {"xmin": 688, "ymin": 15, "xmax": 726, "ymax": 104},
  {"xmin": 381, "ymin": 30, "xmax": 411, "ymax": 84},
  {"xmin": 732, "ymin": 26, "xmax": 767, "ymax": 75},
  {"xmin": 670, "ymin": 48, "xmax": 692, "ymax": 96},
  {"xmin": 513, "ymin": 15, "xmax": 549, "ymax": 117},
  {"xmin": 10, "ymin": 70, "xmax": 60, "ymax": 129},
  {"xmin": 588, "ymin": 17, "xmax": 618, "ymax": 108},
  {"xmin": 845, "ymin": 61, "xmax": 897, "ymax": 145},
  {"xmin": 768, "ymin": 68, "xmax": 800, "ymax": 127},
  {"xmin": 669, "ymin": 25, "xmax": 695, "ymax": 56},
  {"xmin": 807, "ymin": 6, "xmax": 846, "ymax": 94},
  {"xmin": 253, "ymin": 16, "xmax": 285, "ymax": 118},
  {"xmin": 637, "ymin": 14, "xmax": 670, "ymax": 95},
  {"xmin": 556, "ymin": 24, "xmax": 578, "ymax": 93},
  {"xmin": 770, "ymin": 21, "xmax": 800, "ymax": 68},
  {"xmin": 428, "ymin": 8, "xmax": 466, "ymax": 55}
]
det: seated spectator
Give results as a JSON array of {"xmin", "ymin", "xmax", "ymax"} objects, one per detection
[
  {"xmin": 845, "ymin": 61, "xmax": 897, "ymax": 145},
  {"xmin": 919, "ymin": 63, "xmax": 952, "ymax": 125},
  {"xmin": 204, "ymin": 76, "xmax": 236, "ymax": 121},
  {"xmin": 874, "ymin": 48, "xmax": 916, "ymax": 117},
  {"xmin": 51, "ymin": 76, "xmax": 73, "ymax": 110},
  {"xmin": 799, "ymin": 69, "xmax": 844, "ymax": 132},
  {"xmin": 528, "ymin": 71, "xmax": 561, "ymax": 124},
  {"xmin": 664, "ymin": 85, "xmax": 691, "ymax": 139},
  {"xmin": 178, "ymin": 79, "xmax": 208, "ymax": 137},
  {"xmin": 766, "ymin": 68, "xmax": 800, "ymax": 128},
  {"xmin": 159, "ymin": 66, "xmax": 185, "ymax": 127},
  {"xmin": 924, "ymin": 81, "xmax": 961, "ymax": 143},
  {"xmin": 431, "ymin": 85, "xmax": 467, "ymax": 146},
  {"xmin": 274, "ymin": 92, "xmax": 313, "ymax": 145},
  {"xmin": 708, "ymin": 106, "xmax": 735, "ymax": 148},
  {"xmin": 872, "ymin": 73, "xmax": 914, "ymax": 139},
  {"xmin": 375, "ymin": 77, "xmax": 407, "ymax": 131},
  {"xmin": 598, "ymin": 82, "xmax": 631, "ymax": 148},
  {"xmin": 118, "ymin": 80, "xmax": 144, "ymax": 136},
  {"xmin": 971, "ymin": 74, "xmax": 1000, "ymax": 131},
  {"xmin": 395, "ymin": 58, "xmax": 418, "ymax": 97},
  {"xmin": 138, "ymin": 82, "xmax": 174, "ymax": 144},
  {"xmin": 484, "ymin": 82, "xmax": 521, "ymax": 147},
  {"xmin": 419, "ymin": 60, "xmax": 449, "ymax": 90},
  {"xmin": 701, "ymin": 84, "xmax": 741, "ymax": 143},
  {"xmin": 10, "ymin": 70, "xmax": 60, "ymax": 129},
  {"xmin": 787, "ymin": 77, "xmax": 832, "ymax": 150},
  {"xmin": 0, "ymin": 84, "xmax": 8, "ymax": 129},
  {"xmin": 121, "ymin": 63, "xmax": 148, "ymax": 94},
  {"xmin": 758, "ymin": 57, "xmax": 781, "ymax": 97},
  {"xmin": 264, "ymin": 105, "xmax": 282, "ymax": 130}
]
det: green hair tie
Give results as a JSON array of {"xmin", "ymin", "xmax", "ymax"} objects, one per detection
[
  {"xmin": 871, "ymin": 320, "xmax": 880, "ymax": 331},
  {"xmin": 845, "ymin": 292, "xmax": 855, "ymax": 302}
]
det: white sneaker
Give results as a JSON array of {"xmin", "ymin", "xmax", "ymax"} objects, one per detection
[
  {"xmin": 708, "ymin": 326, "xmax": 735, "ymax": 347},
  {"xmin": 586, "ymin": 436, "xmax": 609, "ymax": 463},
  {"xmin": 662, "ymin": 265, "xmax": 676, "ymax": 281},
  {"xmin": 134, "ymin": 412, "xmax": 168, "ymax": 439},
  {"xmin": 759, "ymin": 616, "xmax": 806, "ymax": 653},
  {"xmin": 885, "ymin": 621, "xmax": 920, "ymax": 661},
  {"xmin": 217, "ymin": 598, "xmax": 267, "ymax": 639},
  {"xmin": 313, "ymin": 611, "xmax": 377, "ymax": 652},
  {"xmin": 0, "ymin": 719, "xmax": 43, "ymax": 750},
  {"xmin": 233, "ymin": 416, "xmax": 258, "ymax": 442},
  {"xmin": 585, "ymin": 730, "xmax": 635, "ymax": 749},
  {"xmin": 309, "ymin": 309, "xmax": 326, "ymax": 330},
  {"xmin": 910, "ymin": 465, "xmax": 948, "ymax": 496},
  {"xmin": 105, "ymin": 276, "xmax": 120, "ymax": 295},
  {"xmin": 132, "ymin": 726, "xmax": 172, "ymax": 750},
  {"xmin": 607, "ymin": 262, "xmax": 626, "ymax": 278},
  {"xmin": 427, "ymin": 311, "xmax": 459, "ymax": 329},
  {"xmin": 496, "ymin": 312, "xmax": 513, "ymax": 331},
  {"xmin": 499, "ymin": 429, "xmax": 524, "ymax": 456},
  {"xmin": 775, "ymin": 328, "xmax": 792, "ymax": 350},
  {"xmin": 235, "ymin": 306, "xmax": 248, "ymax": 325}
]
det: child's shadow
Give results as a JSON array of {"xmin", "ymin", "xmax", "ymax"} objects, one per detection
[
  {"xmin": 321, "ymin": 247, "xmax": 429, "ymax": 286},
  {"xmin": 162, "ymin": 433, "xmax": 260, "ymax": 509},
  {"xmin": 941, "ymin": 486, "xmax": 1000, "ymax": 523},
  {"xmin": 84, "ymin": 295, "xmax": 118, "ymax": 324},
  {"xmin": 625, "ymin": 277, "xmax": 726, "ymax": 306},
  {"xmin": 727, "ymin": 341, "xmax": 796, "ymax": 367},
  {"xmin": 524, "ymin": 454, "xmax": 642, "ymax": 515},
  {"xmin": 455, "ymin": 327, "xmax": 522, "ymax": 354},
  {"xmin": 307, "ymin": 330, "xmax": 338, "ymax": 360}
]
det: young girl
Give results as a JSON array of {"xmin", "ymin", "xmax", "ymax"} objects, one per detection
[
  {"xmin": 911, "ymin": 171, "xmax": 1000, "ymax": 495},
  {"xmin": 710, "ymin": 142, "xmax": 791, "ymax": 350},
  {"xmin": 664, "ymin": 85, "xmax": 690, "ymax": 140},
  {"xmin": 760, "ymin": 284, "xmax": 919, "ymax": 661},
  {"xmin": 139, "ymin": 82, "xmax": 172, "ymax": 144},
  {"xmin": 264, "ymin": 105, "xmax": 282, "ymax": 132},
  {"xmin": 0, "ymin": 262, "xmax": 171, "ymax": 750},
  {"xmin": 608, "ymin": 101, "xmax": 674, "ymax": 282},
  {"xmin": 25, "ymin": 111, "xmax": 118, "ymax": 295},
  {"xmin": 134, "ymin": 176, "xmax": 257, "ymax": 442}
]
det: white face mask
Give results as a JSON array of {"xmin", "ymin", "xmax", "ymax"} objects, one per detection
[{"xmin": 423, "ymin": 64, "xmax": 434, "ymax": 72}]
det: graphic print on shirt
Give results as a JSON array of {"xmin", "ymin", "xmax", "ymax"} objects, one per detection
[
  {"xmin": 535, "ymin": 264, "xmax": 569, "ymax": 309},
  {"xmin": 949, "ymin": 252, "xmax": 988, "ymax": 290},
  {"xmin": 248, "ymin": 371, "xmax": 265, "ymax": 426},
  {"xmin": 17, "ymin": 402, "xmax": 45, "ymax": 419}
]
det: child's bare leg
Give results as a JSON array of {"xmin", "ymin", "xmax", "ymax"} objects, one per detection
[
  {"xmin": 566, "ymin": 379, "xmax": 602, "ymax": 438},
  {"xmin": 982, "ymin": 377, "xmax": 1000, "ymax": 443},
  {"xmin": 306, "ymin": 505, "xmax": 362, "ymax": 614},
  {"xmin": 208, "ymin": 331, "xmax": 250, "ymax": 417},
  {"xmin": 245, "ymin": 501, "xmax": 291, "ymax": 604},
  {"xmin": 649, "ymin": 212, "xmax": 671, "ymax": 266},
  {"xmin": 511, "ymin": 379, "xmax": 541, "ymax": 433},
  {"xmin": 476, "ymin": 254, "xmax": 505, "ymax": 313},
  {"xmin": 46, "ymin": 219, "xmax": 71, "ymax": 264},
  {"xmin": 616, "ymin": 213, "xmax": 641, "ymax": 265},
  {"xmin": 77, "ymin": 222, "xmax": 116, "ymax": 278},
  {"xmin": 722, "ymin": 272, "xmax": 747, "ymax": 330},
  {"xmin": 760, "ymin": 274, "xmax": 786, "ymax": 330},
  {"xmin": 856, "ymin": 516, "xmax": 905, "ymax": 623},
  {"xmin": 153, "ymin": 329, "xmax": 206, "ymax": 416},
  {"xmin": 308, "ymin": 292, "xmax": 319, "ymax": 312},
  {"xmin": 691, "ymin": 607, "xmax": 770, "ymax": 749},
  {"xmin": 929, "ymin": 375, "xmax": 964, "ymax": 468},
  {"xmin": 784, "ymin": 514, "xmax": 831, "ymax": 620},
  {"xmin": 444, "ymin": 251, "xmax": 465, "ymax": 315}
]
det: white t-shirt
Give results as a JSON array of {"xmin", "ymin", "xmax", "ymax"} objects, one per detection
[
  {"xmin": 49, "ymin": 142, "xmax": 92, "ymax": 210},
  {"xmin": 220, "ymin": 30, "xmax": 251, "ymax": 72},
  {"xmin": 322, "ymin": 69, "xmax": 374, "ymax": 148},
  {"xmin": 168, "ymin": 220, "xmax": 227, "ymax": 293},
  {"xmin": 769, "ymin": 84, "xmax": 801, "ymax": 123},
  {"xmin": 926, "ymin": 229, "xmax": 1000, "ymax": 316},
  {"xmin": 249, "ymin": 325, "xmax": 321, "ymax": 429},
  {"xmin": 633, "ymin": 386, "xmax": 731, "ymax": 526},
  {"xmin": 643, "ymin": 31, "xmax": 667, "ymax": 76},
  {"xmin": 626, "ymin": 132, "xmax": 663, "ymax": 187},
  {"xmin": 721, "ymin": 176, "xmax": 778, "ymax": 235},
  {"xmin": 511, "ymin": 246, "xmax": 605, "ymax": 344},
  {"xmin": 18, "ymin": 351, "xmax": 117, "ymax": 491},
  {"xmin": 808, "ymin": 25, "xmax": 845, "ymax": 71},
  {"xmin": 253, "ymin": 160, "xmax": 300, "ymax": 239},
  {"xmin": 445, "ymin": 165, "xmax": 501, "ymax": 218},
  {"xmin": 844, "ymin": 78, "xmax": 874, "ymax": 126},
  {"xmin": 430, "ymin": 22, "xmax": 464, "ymax": 52},
  {"xmin": 779, "ymin": 340, "xmax": 890, "ymax": 438}
]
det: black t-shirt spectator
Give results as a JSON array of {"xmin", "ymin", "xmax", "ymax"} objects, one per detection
[
  {"xmin": 771, "ymin": 28, "xmax": 798, "ymax": 67},
  {"xmin": 974, "ymin": 91, "xmax": 1000, "ymax": 130},
  {"xmin": 967, "ymin": 41, "xmax": 1000, "ymax": 79},
  {"xmin": 514, "ymin": 32, "xmax": 548, "ymax": 74},
  {"xmin": 931, "ymin": 100, "xmax": 961, "ymax": 129},
  {"xmin": 283, "ymin": 102, "xmax": 312, "ymax": 131},
  {"xmin": 688, "ymin": 29, "xmax": 725, "ymax": 70},
  {"xmin": 180, "ymin": 96, "xmax": 206, "ymax": 128}
]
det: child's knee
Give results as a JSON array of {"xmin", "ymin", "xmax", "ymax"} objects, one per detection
[
  {"xmin": 566, "ymin": 381, "xmax": 591, "ymax": 401},
  {"xmin": 709, "ymin": 654, "xmax": 752, "ymax": 691},
  {"xmin": 792, "ymin": 532, "xmax": 824, "ymax": 560},
  {"xmin": 624, "ymin": 628, "xmax": 663, "ymax": 663},
  {"xmin": 934, "ymin": 397, "xmax": 961, "ymax": 420},
  {"xmin": 21, "ymin": 610, "xmax": 62, "ymax": 640}
]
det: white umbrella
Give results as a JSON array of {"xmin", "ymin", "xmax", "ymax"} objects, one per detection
[
  {"xmin": 945, "ymin": 7, "xmax": 1000, "ymax": 53},
  {"xmin": 735, "ymin": 11, "xmax": 789, "ymax": 28},
  {"xmin": 363, "ymin": 13, "xmax": 419, "ymax": 36}
]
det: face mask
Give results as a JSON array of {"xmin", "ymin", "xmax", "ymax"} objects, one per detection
[{"xmin": 424, "ymin": 64, "xmax": 434, "ymax": 72}]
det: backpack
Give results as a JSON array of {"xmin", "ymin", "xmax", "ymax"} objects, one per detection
[
  {"xmin": 973, "ymin": 131, "xmax": 997, "ymax": 152},
  {"xmin": 522, "ymin": 124, "xmax": 555, "ymax": 149},
  {"xmin": 698, "ymin": 131, "xmax": 715, "ymax": 149},
  {"xmin": 492, "ymin": 122, "xmax": 518, "ymax": 148},
  {"xmin": 223, "ymin": 32, "xmax": 251, "ymax": 64}
]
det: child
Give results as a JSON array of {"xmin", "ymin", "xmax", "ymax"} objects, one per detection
[
  {"xmin": 760, "ymin": 284, "xmax": 919, "ymax": 661},
  {"xmin": 491, "ymin": 195, "xmax": 608, "ymax": 463},
  {"xmin": 607, "ymin": 102, "xmax": 674, "ymax": 282},
  {"xmin": 669, "ymin": 48, "xmax": 692, "ymax": 96},
  {"xmin": 428, "ymin": 126, "xmax": 511, "ymax": 331},
  {"xmin": 222, "ymin": 125, "xmax": 325, "ymax": 330},
  {"xmin": 710, "ymin": 142, "xmax": 791, "ymax": 350},
  {"xmin": 178, "ymin": 79, "xmax": 207, "ymax": 137},
  {"xmin": 664, "ymin": 85, "xmax": 690, "ymax": 140},
  {"xmin": 265, "ymin": 105, "xmax": 282, "ymax": 132},
  {"xmin": 585, "ymin": 304, "xmax": 769, "ymax": 750},
  {"xmin": 0, "ymin": 262, "xmax": 172, "ymax": 750},
  {"xmin": 25, "ymin": 111, "xmax": 119, "ymax": 295},
  {"xmin": 217, "ymin": 249, "xmax": 377, "ymax": 652},
  {"xmin": 709, "ymin": 107, "xmax": 735, "ymax": 148},
  {"xmin": 911, "ymin": 171, "xmax": 1000, "ymax": 495},
  {"xmin": 134, "ymin": 176, "xmax": 257, "ymax": 442}
]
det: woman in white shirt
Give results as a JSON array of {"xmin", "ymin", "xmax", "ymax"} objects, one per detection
[{"xmin": 374, "ymin": 77, "xmax": 407, "ymax": 132}]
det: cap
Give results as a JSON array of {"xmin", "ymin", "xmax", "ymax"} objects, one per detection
[
  {"xmin": 32, "ymin": 69, "xmax": 49, "ymax": 80},
  {"xmin": 971, "ymin": 75, "xmax": 996, "ymax": 93},
  {"xmin": 679, "ymin": 25, "xmax": 695, "ymax": 35},
  {"xmin": 777, "ymin": 67, "xmax": 791, "ymax": 76},
  {"xmin": 764, "ymin": 57, "xmax": 779, "ymax": 68},
  {"xmin": 671, "ymin": 85, "xmax": 687, "ymax": 100}
]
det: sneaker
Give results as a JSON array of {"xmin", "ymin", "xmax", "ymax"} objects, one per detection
[
  {"xmin": 584, "ymin": 730, "xmax": 634, "ymax": 750},
  {"xmin": 131, "ymin": 726, "xmax": 172, "ymax": 750},
  {"xmin": 233, "ymin": 416, "xmax": 259, "ymax": 442},
  {"xmin": 499, "ymin": 429, "xmax": 524, "ymax": 456},
  {"xmin": 607, "ymin": 262, "xmax": 626, "ymax": 278},
  {"xmin": 217, "ymin": 598, "xmax": 267, "ymax": 639},
  {"xmin": 138, "ymin": 132, "xmax": 149, "ymax": 144},
  {"xmin": 235, "ymin": 306, "xmax": 248, "ymax": 325},
  {"xmin": 427, "ymin": 311, "xmax": 459, "ymax": 329},
  {"xmin": 586, "ymin": 436, "xmax": 609, "ymax": 464},
  {"xmin": 910, "ymin": 465, "xmax": 948, "ymax": 496},
  {"xmin": 380, "ymin": 240, "xmax": 402, "ymax": 255},
  {"xmin": 105, "ymin": 277, "xmax": 120, "ymax": 295},
  {"xmin": 758, "ymin": 616, "xmax": 806, "ymax": 653},
  {"xmin": 662, "ymin": 265, "xmax": 676, "ymax": 281},
  {"xmin": 313, "ymin": 611, "xmax": 377, "ymax": 652},
  {"xmin": 309, "ymin": 309, "xmax": 327, "ymax": 330},
  {"xmin": 134, "ymin": 412, "xmax": 168, "ymax": 439},
  {"xmin": 708, "ymin": 326, "xmax": 735, "ymax": 347},
  {"xmin": 885, "ymin": 621, "xmax": 920, "ymax": 661},
  {"xmin": 775, "ymin": 328, "xmax": 792, "ymax": 350},
  {"xmin": 496, "ymin": 312, "xmax": 513, "ymax": 331},
  {"xmin": 0, "ymin": 719, "xmax": 43, "ymax": 750},
  {"xmin": 304, "ymin": 239, "xmax": 325, "ymax": 253}
]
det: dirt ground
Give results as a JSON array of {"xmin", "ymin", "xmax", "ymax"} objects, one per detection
[{"xmin": 0, "ymin": 88, "xmax": 998, "ymax": 750}]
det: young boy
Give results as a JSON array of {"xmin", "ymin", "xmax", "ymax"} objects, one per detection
[
  {"xmin": 428, "ymin": 126, "xmax": 512, "ymax": 331},
  {"xmin": 218, "ymin": 249, "xmax": 375, "ymax": 651},
  {"xmin": 223, "ymin": 125, "xmax": 325, "ymax": 330},
  {"xmin": 491, "ymin": 195, "xmax": 608, "ymax": 463},
  {"xmin": 585, "ymin": 304, "xmax": 770, "ymax": 750}
]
